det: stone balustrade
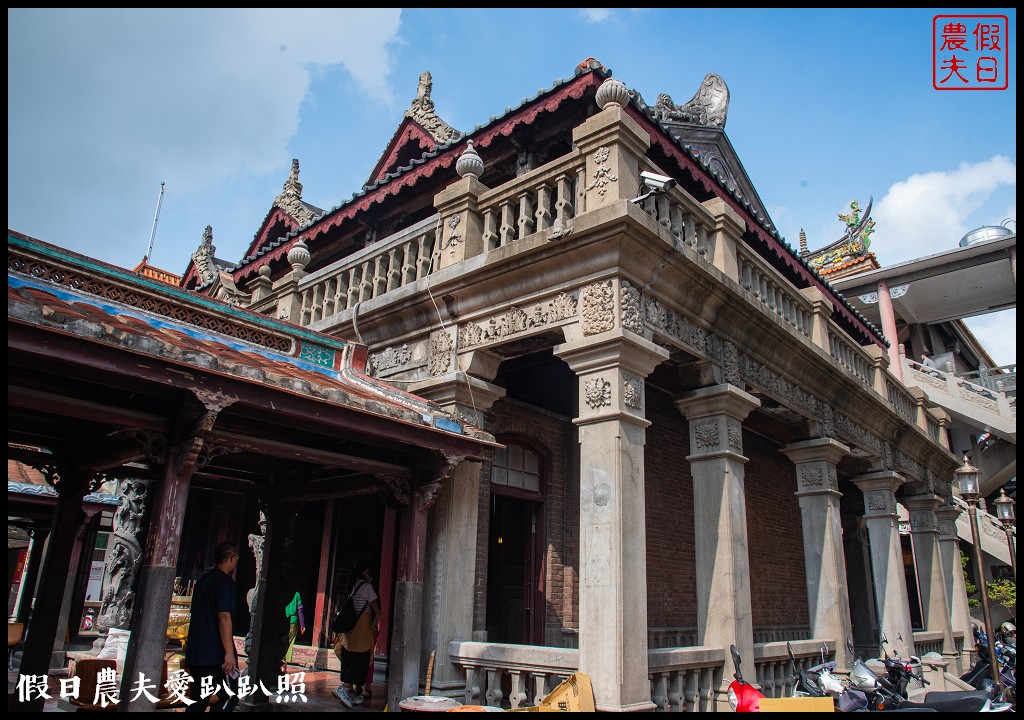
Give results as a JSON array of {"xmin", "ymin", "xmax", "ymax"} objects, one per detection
[
  {"xmin": 296, "ymin": 215, "xmax": 439, "ymax": 325},
  {"xmin": 477, "ymin": 154, "xmax": 584, "ymax": 250},
  {"xmin": 735, "ymin": 244, "xmax": 814, "ymax": 341},
  {"xmin": 754, "ymin": 640, "xmax": 836, "ymax": 699},
  {"xmin": 648, "ymin": 646, "xmax": 725, "ymax": 712},
  {"xmin": 901, "ymin": 355, "xmax": 1016, "ymax": 432},
  {"xmin": 828, "ymin": 329, "xmax": 874, "ymax": 389},
  {"xmin": 448, "ymin": 641, "xmax": 578, "ymax": 709},
  {"xmin": 886, "ymin": 378, "xmax": 918, "ymax": 424}
]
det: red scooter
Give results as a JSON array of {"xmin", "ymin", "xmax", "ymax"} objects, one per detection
[{"xmin": 728, "ymin": 645, "xmax": 766, "ymax": 712}]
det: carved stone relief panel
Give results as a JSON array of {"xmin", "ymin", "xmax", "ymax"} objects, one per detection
[
  {"xmin": 726, "ymin": 420, "xmax": 742, "ymax": 451},
  {"xmin": 693, "ymin": 419, "xmax": 721, "ymax": 451},
  {"xmin": 623, "ymin": 374, "xmax": 642, "ymax": 409},
  {"xmin": 585, "ymin": 377, "xmax": 612, "ymax": 409},
  {"xmin": 585, "ymin": 147, "xmax": 618, "ymax": 197},
  {"xmin": 430, "ymin": 329, "xmax": 454, "ymax": 376},
  {"xmin": 865, "ymin": 491, "xmax": 893, "ymax": 515},
  {"xmin": 800, "ymin": 464, "xmax": 824, "ymax": 489},
  {"xmin": 581, "ymin": 281, "xmax": 615, "ymax": 335},
  {"xmin": 909, "ymin": 510, "xmax": 937, "ymax": 532},
  {"xmin": 620, "ymin": 280, "xmax": 644, "ymax": 335},
  {"xmin": 370, "ymin": 344, "xmax": 413, "ymax": 377},
  {"xmin": 458, "ymin": 292, "xmax": 578, "ymax": 350}
]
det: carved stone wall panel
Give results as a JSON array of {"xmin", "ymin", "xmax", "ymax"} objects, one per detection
[
  {"xmin": 620, "ymin": 280, "xmax": 644, "ymax": 335},
  {"xmin": 370, "ymin": 343, "xmax": 413, "ymax": 377},
  {"xmin": 623, "ymin": 374, "xmax": 642, "ymax": 409},
  {"xmin": 458, "ymin": 292, "xmax": 578, "ymax": 350},
  {"xmin": 581, "ymin": 281, "xmax": 615, "ymax": 335},
  {"xmin": 584, "ymin": 377, "xmax": 612, "ymax": 410},
  {"xmin": 430, "ymin": 330, "xmax": 454, "ymax": 376},
  {"xmin": 585, "ymin": 147, "xmax": 618, "ymax": 197}
]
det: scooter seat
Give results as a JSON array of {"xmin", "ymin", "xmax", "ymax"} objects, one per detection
[{"xmin": 897, "ymin": 696, "xmax": 988, "ymax": 712}]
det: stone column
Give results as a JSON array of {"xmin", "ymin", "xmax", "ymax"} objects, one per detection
[
  {"xmin": 409, "ymin": 374, "xmax": 505, "ymax": 693},
  {"xmin": 554, "ymin": 328, "xmax": 666, "ymax": 712},
  {"xmin": 572, "ymin": 89, "xmax": 650, "ymax": 211},
  {"xmin": 97, "ymin": 478, "xmax": 151, "ymax": 633},
  {"xmin": 937, "ymin": 504, "xmax": 974, "ymax": 672},
  {"xmin": 849, "ymin": 471, "xmax": 915, "ymax": 659},
  {"xmin": 903, "ymin": 493, "xmax": 956, "ymax": 660},
  {"xmin": 675, "ymin": 384, "xmax": 761, "ymax": 710},
  {"xmin": 14, "ymin": 525, "xmax": 49, "ymax": 627},
  {"xmin": 779, "ymin": 438, "xmax": 855, "ymax": 667}
]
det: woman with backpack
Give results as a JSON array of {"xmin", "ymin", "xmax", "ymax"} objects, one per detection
[{"xmin": 333, "ymin": 559, "xmax": 380, "ymax": 708}]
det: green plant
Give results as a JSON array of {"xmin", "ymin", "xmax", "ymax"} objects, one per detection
[
  {"xmin": 986, "ymin": 578, "xmax": 1016, "ymax": 612},
  {"xmin": 962, "ymin": 553, "xmax": 981, "ymax": 610}
]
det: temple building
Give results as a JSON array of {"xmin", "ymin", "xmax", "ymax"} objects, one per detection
[{"xmin": 10, "ymin": 58, "xmax": 1014, "ymax": 712}]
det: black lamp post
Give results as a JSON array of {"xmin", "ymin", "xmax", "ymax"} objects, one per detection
[
  {"xmin": 992, "ymin": 488, "xmax": 1016, "ymax": 581},
  {"xmin": 955, "ymin": 456, "xmax": 1002, "ymax": 690}
]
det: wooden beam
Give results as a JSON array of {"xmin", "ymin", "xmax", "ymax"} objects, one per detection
[{"xmin": 204, "ymin": 429, "xmax": 412, "ymax": 478}]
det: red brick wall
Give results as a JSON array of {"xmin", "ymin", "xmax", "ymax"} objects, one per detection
[
  {"xmin": 644, "ymin": 386, "xmax": 697, "ymax": 629},
  {"xmin": 743, "ymin": 434, "xmax": 809, "ymax": 629}
]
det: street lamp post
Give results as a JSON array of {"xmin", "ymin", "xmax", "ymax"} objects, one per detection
[
  {"xmin": 992, "ymin": 488, "xmax": 1016, "ymax": 580},
  {"xmin": 955, "ymin": 456, "xmax": 1002, "ymax": 691}
]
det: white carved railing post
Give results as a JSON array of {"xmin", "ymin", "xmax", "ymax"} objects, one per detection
[{"xmin": 434, "ymin": 140, "xmax": 487, "ymax": 269}]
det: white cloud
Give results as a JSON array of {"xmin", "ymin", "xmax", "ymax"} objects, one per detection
[
  {"xmin": 8, "ymin": 8, "xmax": 401, "ymax": 265},
  {"xmin": 872, "ymin": 157, "xmax": 1016, "ymax": 266},
  {"xmin": 579, "ymin": 9, "xmax": 614, "ymax": 23},
  {"xmin": 963, "ymin": 310, "xmax": 1016, "ymax": 367}
]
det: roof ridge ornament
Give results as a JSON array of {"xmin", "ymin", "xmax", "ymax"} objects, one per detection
[
  {"xmin": 655, "ymin": 72, "xmax": 730, "ymax": 129},
  {"xmin": 803, "ymin": 197, "xmax": 878, "ymax": 276},
  {"xmin": 191, "ymin": 225, "xmax": 218, "ymax": 287},
  {"xmin": 405, "ymin": 71, "xmax": 458, "ymax": 145},
  {"xmin": 273, "ymin": 159, "xmax": 316, "ymax": 224}
]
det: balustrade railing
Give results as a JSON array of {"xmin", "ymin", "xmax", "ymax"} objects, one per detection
[
  {"xmin": 886, "ymin": 378, "xmax": 917, "ymax": 424},
  {"xmin": 648, "ymin": 646, "xmax": 725, "ymax": 712},
  {"xmin": 736, "ymin": 245, "xmax": 814, "ymax": 341},
  {"xmin": 903, "ymin": 356, "xmax": 1015, "ymax": 423},
  {"xmin": 754, "ymin": 640, "xmax": 834, "ymax": 699},
  {"xmin": 478, "ymin": 155, "xmax": 583, "ymax": 250},
  {"xmin": 828, "ymin": 330, "xmax": 874, "ymax": 388},
  {"xmin": 297, "ymin": 215, "xmax": 439, "ymax": 325},
  {"xmin": 448, "ymin": 641, "xmax": 577, "ymax": 710}
]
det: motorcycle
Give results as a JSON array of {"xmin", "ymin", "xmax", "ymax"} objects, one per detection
[
  {"xmin": 728, "ymin": 644, "xmax": 766, "ymax": 712},
  {"xmin": 963, "ymin": 627, "xmax": 1017, "ymax": 708},
  {"xmin": 787, "ymin": 641, "xmax": 868, "ymax": 711},
  {"xmin": 849, "ymin": 634, "xmax": 1011, "ymax": 712}
]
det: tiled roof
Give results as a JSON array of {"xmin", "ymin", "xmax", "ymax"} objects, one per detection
[{"xmin": 8, "ymin": 231, "xmax": 493, "ymax": 447}]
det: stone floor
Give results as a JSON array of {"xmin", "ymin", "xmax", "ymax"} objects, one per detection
[{"xmin": 8, "ymin": 648, "xmax": 388, "ymax": 712}]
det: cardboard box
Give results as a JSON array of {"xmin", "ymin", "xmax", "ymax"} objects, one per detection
[{"xmin": 759, "ymin": 696, "xmax": 837, "ymax": 712}]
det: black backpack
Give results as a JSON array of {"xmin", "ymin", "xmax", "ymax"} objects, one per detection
[{"xmin": 331, "ymin": 580, "xmax": 365, "ymax": 634}]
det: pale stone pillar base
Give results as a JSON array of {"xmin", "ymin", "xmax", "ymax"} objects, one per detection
[
  {"xmin": 555, "ymin": 329, "xmax": 666, "ymax": 712},
  {"xmin": 850, "ymin": 471, "xmax": 915, "ymax": 659},
  {"xmin": 780, "ymin": 438, "xmax": 855, "ymax": 667},
  {"xmin": 904, "ymin": 494, "xmax": 956, "ymax": 657},
  {"xmin": 675, "ymin": 384, "xmax": 760, "ymax": 712}
]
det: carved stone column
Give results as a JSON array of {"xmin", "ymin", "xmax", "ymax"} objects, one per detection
[
  {"xmin": 904, "ymin": 493, "xmax": 956, "ymax": 659},
  {"xmin": 849, "ymin": 471, "xmax": 915, "ymax": 659},
  {"xmin": 937, "ymin": 504, "xmax": 974, "ymax": 672},
  {"xmin": 96, "ymin": 477, "xmax": 151, "ymax": 633},
  {"xmin": 675, "ymin": 384, "xmax": 761, "ymax": 710},
  {"xmin": 409, "ymin": 375, "xmax": 505, "ymax": 693},
  {"xmin": 555, "ymin": 329, "xmax": 667, "ymax": 712},
  {"xmin": 244, "ymin": 511, "xmax": 267, "ymax": 656},
  {"xmin": 779, "ymin": 438, "xmax": 855, "ymax": 667}
]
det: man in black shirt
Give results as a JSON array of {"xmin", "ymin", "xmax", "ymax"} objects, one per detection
[{"xmin": 185, "ymin": 542, "xmax": 239, "ymax": 712}]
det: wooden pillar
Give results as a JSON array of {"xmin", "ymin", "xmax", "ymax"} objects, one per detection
[
  {"xmin": 375, "ymin": 506, "xmax": 398, "ymax": 658},
  {"xmin": 14, "ymin": 468, "xmax": 89, "ymax": 712},
  {"xmin": 387, "ymin": 480, "xmax": 431, "ymax": 712},
  {"xmin": 311, "ymin": 501, "xmax": 334, "ymax": 651},
  {"xmin": 50, "ymin": 510, "xmax": 100, "ymax": 670},
  {"xmin": 14, "ymin": 524, "xmax": 50, "ymax": 626}
]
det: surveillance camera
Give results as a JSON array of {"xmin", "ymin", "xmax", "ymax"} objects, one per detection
[{"xmin": 640, "ymin": 171, "xmax": 677, "ymax": 193}]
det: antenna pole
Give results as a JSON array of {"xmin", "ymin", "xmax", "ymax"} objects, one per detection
[{"xmin": 146, "ymin": 182, "xmax": 166, "ymax": 262}]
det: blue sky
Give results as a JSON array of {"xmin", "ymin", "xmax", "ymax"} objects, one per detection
[{"xmin": 7, "ymin": 8, "xmax": 1016, "ymax": 363}]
